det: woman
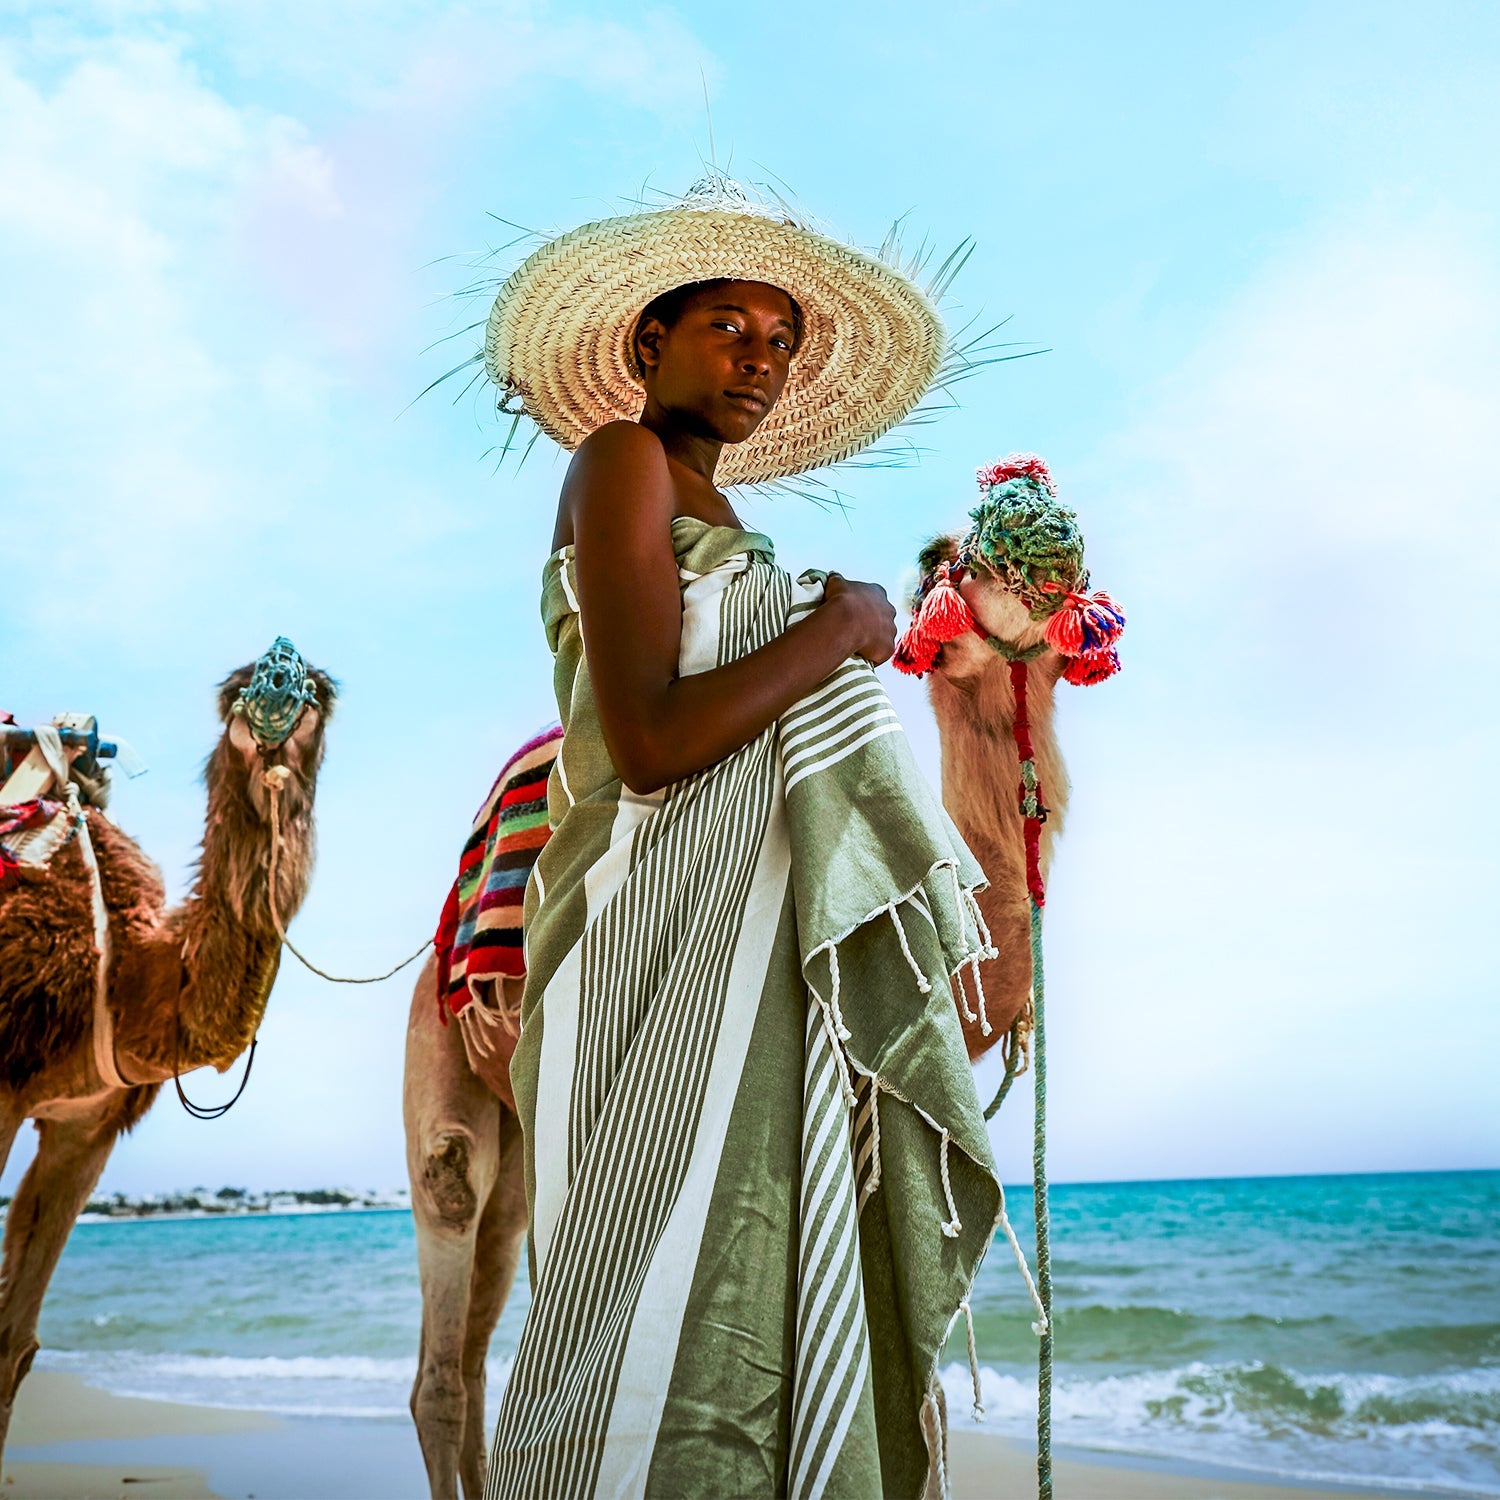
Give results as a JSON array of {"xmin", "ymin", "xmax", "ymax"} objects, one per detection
[{"xmin": 482, "ymin": 180, "xmax": 1001, "ymax": 1500}]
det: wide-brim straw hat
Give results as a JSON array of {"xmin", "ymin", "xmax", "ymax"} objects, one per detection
[{"xmin": 482, "ymin": 177, "xmax": 955, "ymax": 489}]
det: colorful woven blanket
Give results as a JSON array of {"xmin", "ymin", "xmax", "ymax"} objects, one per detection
[{"xmin": 434, "ymin": 725, "xmax": 561, "ymax": 1020}]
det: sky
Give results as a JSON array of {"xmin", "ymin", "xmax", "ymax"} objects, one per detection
[{"xmin": 2, "ymin": 0, "xmax": 1497, "ymax": 1197}]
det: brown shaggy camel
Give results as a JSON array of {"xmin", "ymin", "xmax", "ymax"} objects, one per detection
[
  {"xmin": 0, "ymin": 655, "xmax": 334, "ymax": 1465},
  {"xmin": 402, "ymin": 559, "xmax": 1070, "ymax": 1500}
]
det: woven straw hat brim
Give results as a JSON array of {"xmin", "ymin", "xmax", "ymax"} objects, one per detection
[{"xmin": 485, "ymin": 207, "xmax": 947, "ymax": 488}]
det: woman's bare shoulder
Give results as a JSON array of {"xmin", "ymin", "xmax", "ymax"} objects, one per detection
[
  {"xmin": 558, "ymin": 422, "xmax": 674, "ymax": 551},
  {"xmin": 571, "ymin": 420, "xmax": 668, "ymax": 474}
]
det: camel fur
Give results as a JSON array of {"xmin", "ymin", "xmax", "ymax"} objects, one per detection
[
  {"xmin": 0, "ymin": 659, "xmax": 335, "ymax": 1466},
  {"xmin": 921, "ymin": 534, "xmax": 1070, "ymax": 1061}
]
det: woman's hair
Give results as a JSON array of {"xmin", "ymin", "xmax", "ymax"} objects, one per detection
[{"xmin": 629, "ymin": 278, "xmax": 805, "ymax": 379}]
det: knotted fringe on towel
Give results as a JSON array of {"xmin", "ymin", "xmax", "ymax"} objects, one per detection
[{"xmin": 803, "ymin": 860, "xmax": 1038, "ymax": 1451}]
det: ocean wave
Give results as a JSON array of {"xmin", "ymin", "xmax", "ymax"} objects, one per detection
[
  {"xmin": 961, "ymin": 1299, "xmax": 1500, "ymax": 1380},
  {"xmin": 938, "ymin": 1359, "xmax": 1500, "ymax": 1495},
  {"xmin": 38, "ymin": 1349, "xmax": 513, "ymax": 1421},
  {"xmin": 1351, "ymin": 1321, "xmax": 1500, "ymax": 1364},
  {"xmin": 963, "ymin": 1301, "xmax": 1347, "ymax": 1362}
]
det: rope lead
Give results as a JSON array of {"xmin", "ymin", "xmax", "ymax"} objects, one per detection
[
  {"xmin": 975, "ymin": 657, "xmax": 1053, "ymax": 1497},
  {"xmin": 1031, "ymin": 897, "xmax": 1053, "ymax": 1500},
  {"xmin": 264, "ymin": 769, "xmax": 431, "ymax": 984}
]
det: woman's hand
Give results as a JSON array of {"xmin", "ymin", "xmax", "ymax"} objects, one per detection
[{"xmin": 822, "ymin": 573, "xmax": 897, "ymax": 666}]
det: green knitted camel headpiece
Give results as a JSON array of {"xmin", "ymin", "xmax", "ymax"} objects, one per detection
[
  {"xmin": 897, "ymin": 454, "xmax": 1124, "ymax": 684},
  {"xmin": 961, "ymin": 455, "xmax": 1087, "ymax": 618}
]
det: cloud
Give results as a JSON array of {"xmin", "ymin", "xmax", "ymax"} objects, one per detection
[
  {"xmin": 0, "ymin": 33, "xmax": 298, "ymax": 648},
  {"xmin": 232, "ymin": 5, "xmax": 714, "ymax": 355},
  {"xmin": 0, "ymin": 6, "xmax": 713, "ymax": 664}
]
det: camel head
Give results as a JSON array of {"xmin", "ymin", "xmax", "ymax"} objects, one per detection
[
  {"xmin": 911, "ymin": 533, "xmax": 1050, "ymax": 685},
  {"xmin": 210, "ymin": 639, "xmax": 338, "ymax": 828},
  {"xmin": 895, "ymin": 454, "xmax": 1125, "ymax": 689}
]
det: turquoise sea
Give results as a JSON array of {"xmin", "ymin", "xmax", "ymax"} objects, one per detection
[{"xmin": 30, "ymin": 1170, "xmax": 1499, "ymax": 1496}]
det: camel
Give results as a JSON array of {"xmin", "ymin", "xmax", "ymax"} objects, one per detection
[
  {"xmin": 402, "ymin": 545, "xmax": 1078, "ymax": 1500},
  {"xmin": 0, "ymin": 643, "xmax": 334, "ymax": 1465},
  {"xmin": 918, "ymin": 532, "xmax": 1072, "ymax": 1063}
]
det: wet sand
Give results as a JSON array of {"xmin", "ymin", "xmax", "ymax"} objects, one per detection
[
  {"xmin": 4, "ymin": 1372, "xmax": 1414, "ymax": 1499},
  {"xmin": 4, "ymin": 1371, "xmax": 268, "ymax": 1498}
]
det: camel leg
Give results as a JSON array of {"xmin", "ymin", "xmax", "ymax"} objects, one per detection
[
  {"xmin": 457, "ymin": 1108, "xmax": 527, "ymax": 1500},
  {"xmin": 0, "ymin": 1106, "xmax": 118, "ymax": 1462},
  {"xmin": 405, "ymin": 960, "xmax": 502, "ymax": 1500},
  {"xmin": 0, "ymin": 1100, "xmax": 22, "ymax": 1182}
]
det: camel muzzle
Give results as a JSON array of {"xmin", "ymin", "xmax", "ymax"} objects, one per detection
[{"xmin": 233, "ymin": 637, "xmax": 320, "ymax": 749}]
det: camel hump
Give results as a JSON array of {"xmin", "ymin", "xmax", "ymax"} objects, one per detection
[
  {"xmin": 0, "ymin": 836, "xmax": 99, "ymax": 1090},
  {"xmin": 85, "ymin": 812, "xmax": 166, "ymax": 928},
  {"xmin": 0, "ymin": 814, "xmax": 166, "ymax": 1093}
]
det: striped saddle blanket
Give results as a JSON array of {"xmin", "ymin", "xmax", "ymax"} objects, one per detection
[{"xmin": 434, "ymin": 725, "xmax": 561, "ymax": 1020}]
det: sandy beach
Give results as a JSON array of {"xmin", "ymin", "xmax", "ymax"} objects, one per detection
[{"xmin": 3, "ymin": 1370, "xmax": 1422, "ymax": 1500}]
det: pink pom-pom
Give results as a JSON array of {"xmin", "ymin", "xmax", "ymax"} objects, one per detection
[
  {"xmin": 976, "ymin": 452, "xmax": 1054, "ymax": 493},
  {"xmin": 893, "ymin": 622, "xmax": 939, "ymax": 676},
  {"xmin": 1044, "ymin": 589, "xmax": 1126, "ymax": 656},
  {"xmin": 1045, "ymin": 603, "xmax": 1084, "ymax": 655},
  {"xmin": 914, "ymin": 567, "xmax": 976, "ymax": 643},
  {"xmin": 1063, "ymin": 647, "xmax": 1121, "ymax": 686}
]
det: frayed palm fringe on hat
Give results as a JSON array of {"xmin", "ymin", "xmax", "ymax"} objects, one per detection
[{"xmin": 423, "ymin": 172, "xmax": 1042, "ymax": 505}]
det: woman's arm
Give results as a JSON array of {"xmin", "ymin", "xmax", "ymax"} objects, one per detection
[{"xmin": 566, "ymin": 423, "xmax": 895, "ymax": 795}]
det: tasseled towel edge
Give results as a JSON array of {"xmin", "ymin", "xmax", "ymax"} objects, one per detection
[{"xmin": 800, "ymin": 860, "xmax": 1032, "ymax": 1470}]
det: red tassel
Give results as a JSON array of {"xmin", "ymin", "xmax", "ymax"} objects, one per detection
[
  {"xmin": 893, "ymin": 622, "xmax": 939, "ymax": 676},
  {"xmin": 1044, "ymin": 589, "xmax": 1126, "ymax": 656},
  {"xmin": 1063, "ymin": 647, "xmax": 1121, "ymax": 686},
  {"xmin": 1044, "ymin": 604, "xmax": 1083, "ymax": 655},
  {"xmin": 914, "ymin": 566, "xmax": 976, "ymax": 643}
]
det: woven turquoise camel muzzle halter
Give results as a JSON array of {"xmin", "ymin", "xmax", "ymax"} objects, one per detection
[{"xmin": 233, "ymin": 637, "xmax": 319, "ymax": 747}]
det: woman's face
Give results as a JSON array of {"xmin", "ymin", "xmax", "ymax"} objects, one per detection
[{"xmin": 637, "ymin": 280, "xmax": 797, "ymax": 445}]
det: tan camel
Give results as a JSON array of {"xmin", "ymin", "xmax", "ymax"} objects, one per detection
[
  {"xmin": 401, "ymin": 559, "xmax": 1071, "ymax": 1499},
  {"xmin": 923, "ymin": 537, "xmax": 1071, "ymax": 1062},
  {"xmin": 0, "ymin": 650, "xmax": 334, "ymax": 1465}
]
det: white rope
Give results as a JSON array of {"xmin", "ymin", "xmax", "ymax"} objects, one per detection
[
  {"xmin": 998, "ymin": 1201, "xmax": 1049, "ymax": 1335},
  {"xmin": 825, "ymin": 942, "xmax": 852, "ymax": 1041},
  {"xmin": 863, "ymin": 1080, "xmax": 882, "ymax": 1200},
  {"xmin": 970, "ymin": 954, "xmax": 992, "ymax": 1038},
  {"xmin": 813, "ymin": 982, "xmax": 856, "ymax": 1106},
  {"xmin": 952, "ymin": 962, "xmax": 978, "ymax": 1024},
  {"xmin": 964, "ymin": 888, "xmax": 997, "ymax": 958},
  {"xmin": 924, "ymin": 1388, "xmax": 950, "ymax": 1500},
  {"xmin": 961, "ymin": 1298, "xmax": 984, "ymax": 1420},
  {"xmin": 76, "ymin": 803, "xmax": 130, "ymax": 1090},
  {"xmin": 264, "ymin": 770, "xmax": 431, "ymax": 984},
  {"xmin": 949, "ymin": 862, "xmax": 967, "ymax": 942},
  {"xmin": 888, "ymin": 902, "xmax": 932, "ymax": 993},
  {"xmin": 938, "ymin": 1128, "xmax": 961, "ymax": 1238}
]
